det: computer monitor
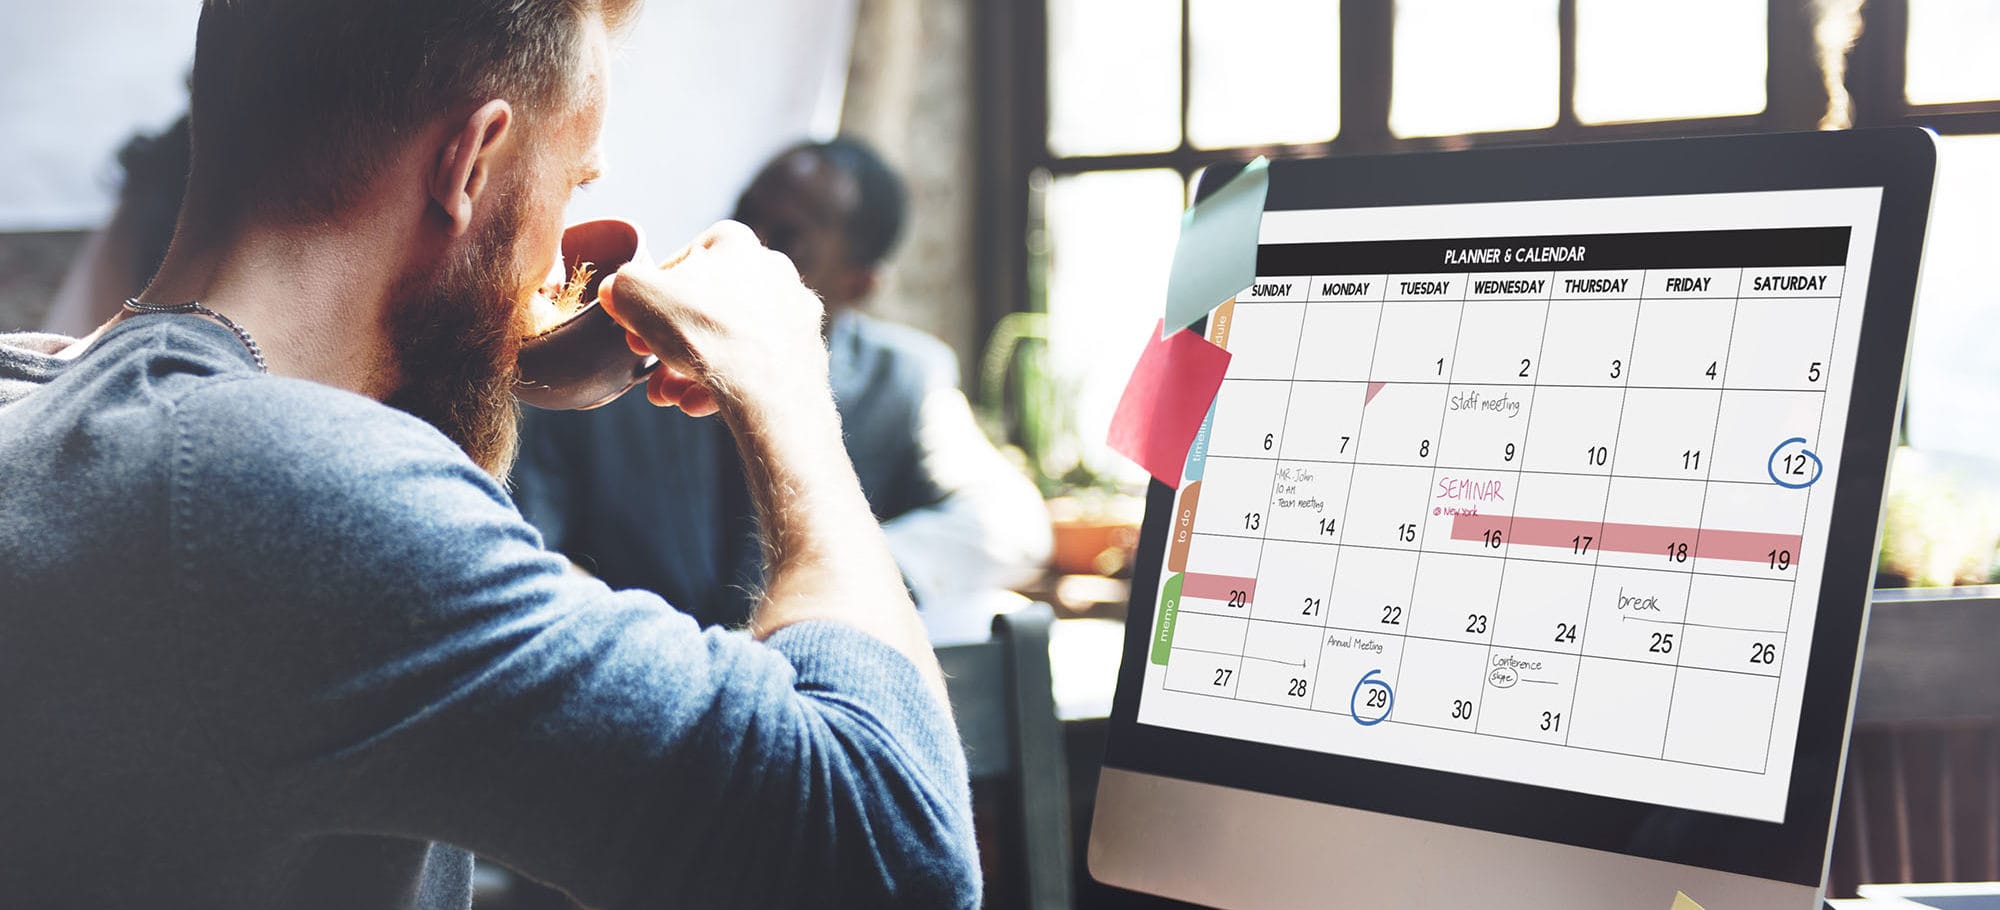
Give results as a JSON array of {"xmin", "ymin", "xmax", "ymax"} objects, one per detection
[{"xmin": 1089, "ymin": 128, "xmax": 1937, "ymax": 909}]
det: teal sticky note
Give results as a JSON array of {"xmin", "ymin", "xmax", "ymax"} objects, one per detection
[{"xmin": 1163, "ymin": 157, "xmax": 1270, "ymax": 338}]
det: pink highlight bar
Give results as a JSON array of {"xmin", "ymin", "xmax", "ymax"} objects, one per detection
[
  {"xmin": 1182, "ymin": 572, "xmax": 1258, "ymax": 604},
  {"xmin": 1450, "ymin": 513, "xmax": 1805, "ymax": 565}
]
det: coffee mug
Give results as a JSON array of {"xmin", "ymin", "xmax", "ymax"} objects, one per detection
[{"xmin": 516, "ymin": 218, "xmax": 661, "ymax": 410}]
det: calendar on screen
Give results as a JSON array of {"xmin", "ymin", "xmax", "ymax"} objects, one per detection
[{"xmin": 1136, "ymin": 187, "xmax": 1884, "ymax": 824}]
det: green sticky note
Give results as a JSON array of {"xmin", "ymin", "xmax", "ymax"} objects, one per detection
[
  {"xmin": 1163, "ymin": 157, "xmax": 1270, "ymax": 337},
  {"xmin": 1152, "ymin": 574, "xmax": 1184, "ymax": 666}
]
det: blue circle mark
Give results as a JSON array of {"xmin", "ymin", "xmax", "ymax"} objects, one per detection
[
  {"xmin": 1350, "ymin": 669, "xmax": 1394, "ymax": 727},
  {"xmin": 1767, "ymin": 437, "xmax": 1824, "ymax": 489}
]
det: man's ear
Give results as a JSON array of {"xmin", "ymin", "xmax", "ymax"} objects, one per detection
[{"xmin": 430, "ymin": 99, "xmax": 514, "ymax": 237}]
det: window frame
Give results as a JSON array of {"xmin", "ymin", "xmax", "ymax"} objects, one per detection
[{"xmin": 975, "ymin": 0, "xmax": 2000, "ymax": 344}]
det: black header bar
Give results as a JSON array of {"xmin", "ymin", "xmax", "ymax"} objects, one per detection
[{"xmin": 1256, "ymin": 226, "xmax": 1852, "ymax": 276}]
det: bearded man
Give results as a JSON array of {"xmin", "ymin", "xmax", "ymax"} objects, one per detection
[{"xmin": 0, "ymin": 2, "xmax": 977, "ymax": 908}]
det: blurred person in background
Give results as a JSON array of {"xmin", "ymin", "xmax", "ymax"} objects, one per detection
[
  {"xmin": 0, "ymin": 0, "xmax": 979, "ymax": 906},
  {"xmin": 41, "ymin": 113, "xmax": 191, "ymax": 337},
  {"xmin": 514, "ymin": 138, "xmax": 1052, "ymax": 644}
]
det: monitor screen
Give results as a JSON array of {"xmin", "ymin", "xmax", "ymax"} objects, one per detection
[{"xmin": 1136, "ymin": 187, "xmax": 1883, "ymax": 825}]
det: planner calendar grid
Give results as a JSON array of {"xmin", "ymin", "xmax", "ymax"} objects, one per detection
[{"xmin": 1152, "ymin": 226, "xmax": 1847, "ymax": 778}]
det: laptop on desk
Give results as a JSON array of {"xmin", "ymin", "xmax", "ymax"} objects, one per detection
[{"xmin": 1089, "ymin": 128, "xmax": 1937, "ymax": 909}]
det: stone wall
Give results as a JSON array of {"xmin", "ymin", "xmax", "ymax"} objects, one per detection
[{"xmin": 840, "ymin": 0, "xmax": 981, "ymax": 385}]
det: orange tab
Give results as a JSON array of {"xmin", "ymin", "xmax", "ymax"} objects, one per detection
[
  {"xmin": 1169, "ymin": 481, "xmax": 1201, "ymax": 573},
  {"xmin": 1207, "ymin": 299, "xmax": 1236, "ymax": 350}
]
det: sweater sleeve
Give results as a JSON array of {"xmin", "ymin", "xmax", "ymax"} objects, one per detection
[{"xmin": 163, "ymin": 378, "xmax": 980, "ymax": 910}]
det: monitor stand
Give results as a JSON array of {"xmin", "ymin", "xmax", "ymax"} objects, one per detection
[{"xmin": 1090, "ymin": 767, "xmax": 1825, "ymax": 910}]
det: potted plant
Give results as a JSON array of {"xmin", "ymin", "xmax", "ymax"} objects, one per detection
[
  {"xmin": 1876, "ymin": 446, "xmax": 2000, "ymax": 587},
  {"xmin": 979, "ymin": 311, "xmax": 1145, "ymax": 580}
]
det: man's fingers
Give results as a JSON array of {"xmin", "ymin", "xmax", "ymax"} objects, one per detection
[
  {"xmin": 600, "ymin": 268, "xmax": 676, "ymax": 346},
  {"xmin": 760, "ymin": 247, "xmax": 804, "ymax": 283},
  {"xmin": 649, "ymin": 221, "xmax": 754, "ymax": 275},
  {"xmin": 645, "ymin": 368, "xmax": 682, "ymax": 407},
  {"xmin": 698, "ymin": 219, "xmax": 760, "ymax": 251},
  {"xmin": 644, "ymin": 368, "xmax": 718, "ymax": 416},
  {"xmin": 653, "ymin": 237, "xmax": 704, "ymax": 272},
  {"xmin": 646, "ymin": 366, "xmax": 695, "ymax": 401},
  {"xmin": 679, "ymin": 386, "xmax": 721, "ymax": 417},
  {"xmin": 602, "ymin": 269, "xmax": 710, "ymax": 380},
  {"xmin": 604, "ymin": 220, "xmax": 827, "ymax": 420},
  {"xmin": 595, "ymin": 270, "xmax": 642, "ymax": 329}
]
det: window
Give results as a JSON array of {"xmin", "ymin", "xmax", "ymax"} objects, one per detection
[
  {"xmin": 1905, "ymin": 0, "xmax": 2000, "ymax": 105},
  {"xmin": 1042, "ymin": 169, "xmax": 1185, "ymax": 480},
  {"xmin": 1574, "ymin": 0, "xmax": 1766, "ymax": 124},
  {"xmin": 1904, "ymin": 134, "xmax": 2000, "ymax": 456},
  {"xmin": 1046, "ymin": 0, "xmax": 1181, "ymax": 156},
  {"xmin": 1000, "ymin": 0, "xmax": 2000, "ymax": 504},
  {"xmin": 1187, "ymin": 0, "xmax": 1340, "ymax": 148},
  {"xmin": 1391, "ymin": 0, "xmax": 1558, "ymax": 137}
]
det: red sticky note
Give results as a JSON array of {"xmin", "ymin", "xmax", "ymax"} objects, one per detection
[{"xmin": 1107, "ymin": 320, "xmax": 1233, "ymax": 486}]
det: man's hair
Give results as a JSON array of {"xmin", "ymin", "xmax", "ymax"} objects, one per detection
[
  {"xmin": 188, "ymin": 0, "xmax": 640, "ymax": 222},
  {"xmin": 798, "ymin": 137, "xmax": 907, "ymax": 268}
]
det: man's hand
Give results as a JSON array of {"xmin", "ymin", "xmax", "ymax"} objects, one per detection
[
  {"xmin": 593, "ymin": 221, "xmax": 947, "ymax": 706},
  {"xmin": 597, "ymin": 220, "xmax": 828, "ymax": 419}
]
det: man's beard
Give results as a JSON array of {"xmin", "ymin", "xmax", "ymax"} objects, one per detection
[{"xmin": 383, "ymin": 198, "xmax": 531, "ymax": 480}]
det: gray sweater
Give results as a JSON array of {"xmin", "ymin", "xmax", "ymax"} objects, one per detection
[{"xmin": 0, "ymin": 314, "xmax": 979, "ymax": 909}]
